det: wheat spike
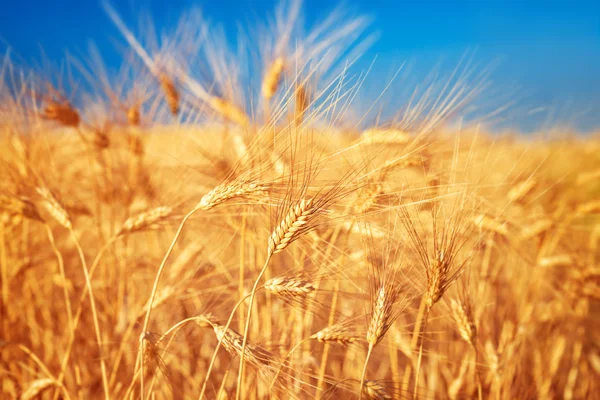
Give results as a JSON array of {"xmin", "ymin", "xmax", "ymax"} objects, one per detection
[
  {"xmin": 362, "ymin": 128, "xmax": 411, "ymax": 145},
  {"xmin": 263, "ymin": 276, "xmax": 315, "ymax": 297},
  {"xmin": 36, "ymin": 187, "xmax": 71, "ymax": 229},
  {"xmin": 311, "ymin": 324, "xmax": 359, "ymax": 345},
  {"xmin": 127, "ymin": 105, "xmax": 141, "ymax": 125},
  {"xmin": 450, "ymin": 299, "xmax": 477, "ymax": 346},
  {"xmin": 520, "ymin": 218, "xmax": 553, "ymax": 240},
  {"xmin": 367, "ymin": 286, "xmax": 392, "ymax": 347},
  {"xmin": 262, "ymin": 57, "xmax": 285, "ymax": 100},
  {"xmin": 426, "ymin": 255, "xmax": 452, "ymax": 308},
  {"xmin": 117, "ymin": 206, "xmax": 173, "ymax": 236},
  {"xmin": 196, "ymin": 180, "xmax": 267, "ymax": 211},
  {"xmin": 508, "ymin": 179, "xmax": 536, "ymax": 202},
  {"xmin": 268, "ymin": 198, "xmax": 316, "ymax": 257},
  {"xmin": 0, "ymin": 195, "xmax": 44, "ymax": 222},
  {"xmin": 213, "ymin": 324, "xmax": 275, "ymax": 378},
  {"xmin": 209, "ymin": 97, "xmax": 249, "ymax": 127},
  {"xmin": 41, "ymin": 102, "xmax": 80, "ymax": 127},
  {"xmin": 472, "ymin": 214, "xmax": 509, "ymax": 236},
  {"xmin": 159, "ymin": 74, "xmax": 180, "ymax": 115},
  {"xmin": 20, "ymin": 378, "xmax": 58, "ymax": 400},
  {"xmin": 362, "ymin": 380, "xmax": 392, "ymax": 400}
]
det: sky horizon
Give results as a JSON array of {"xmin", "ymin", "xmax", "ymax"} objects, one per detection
[{"xmin": 1, "ymin": 0, "xmax": 599, "ymax": 132}]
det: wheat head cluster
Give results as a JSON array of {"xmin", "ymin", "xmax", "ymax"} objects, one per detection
[{"xmin": 0, "ymin": 1, "xmax": 599, "ymax": 399}]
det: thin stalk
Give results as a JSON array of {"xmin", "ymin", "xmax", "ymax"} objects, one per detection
[
  {"xmin": 235, "ymin": 255, "xmax": 272, "ymax": 400},
  {"xmin": 358, "ymin": 344, "xmax": 374, "ymax": 400},
  {"xmin": 269, "ymin": 337, "xmax": 311, "ymax": 391},
  {"xmin": 45, "ymin": 224, "xmax": 74, "ymax": 331},
  {"xmin": 54, "ymin": 236, "xmax": 117, "ymax": 398},
  {"xmin": 68, "ymin": 228, "xmax": 110, "ymax": 400},
  {"xmin": 401, "ymin": 296, "xmax": 427, "ymax": 395},
  {"xmin": 198, "ymin": 292, "xmax": 253, "ymax": 400},
  {"xmin": 413, "ymin": 305, "xmax": 430, "ymax": 399},
  {"xmin": 139, "ymin": 208, "xmax": 197, "ymax": 398}
]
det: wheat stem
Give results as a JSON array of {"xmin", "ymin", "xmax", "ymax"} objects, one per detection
[
  {"xmin": 198, "ymin": 293, "xmax": 252, "ymax": 400},
  {"xmin": 235, "ymin": 255, "xmax": 272, "ymax": 400},
  {"xmin": 359, "ymin": 344, "xmax": 375, "ymax": 400},
  {"xmin": 68, "ymin": 228, "xmax": 110, "ymax": 400},
  {"xmin": 138, "ymin": 208, "xmax": 197, "ymax": 398}
]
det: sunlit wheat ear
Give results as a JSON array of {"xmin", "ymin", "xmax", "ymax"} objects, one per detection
[
  {"xmin": 196, "ymin": 180, "xmax": 268, "ymax": 211},
  {"xmin": 263, "ymin": 276, "xmax": 315, "ymax": 298},
  {"xmin": 117, "ymin": 206, "xmax": 173, "ymax": 236},
  {"xmin": 537, "ymin": 254, "xmax": 573, "ymax": 268},
  {"xmin": 520, "ymin": 218, "xmax": 553, "ymax": 241},
  {"xmin": 159, "ymin": 74, "xmax": 180, "ymax": 116},
  {"xmin": 311, "ymin": 324, "xmax": 359, "ymax": 346},
  {"xmin": 140, "ymin": 331, "xmax": 161, "ymax": 375},
  {"xmin": 213, "ymin": 324, "xmax": 276, "ymax": 378},
  {"xmin": 127, "ymin": 105, "xmax": 141, "ymax": 125},
  {"xmin": 361, "ymin": 128, "xmax": 411, "ymax": 145},
  {"xmin": 576, "ymin": 199, "xmax": 600, "ymax": 215},
  {"xmin": 268, "ymin": 198, "xmax": 317, "ymax": 257},
  {"xmin": 209, "ymin": 97, "xmax": 250, "ymax": 127},
  {"xmin": 92, "ymin": 127, "xmax": 110, "ymax": 150},
  {"xmin": 41, "ymin": 101, "xmax": 80, "ymax": 127},
  {"xmin": 367, "ymin": 284, "xmax": 400, "ymax": 347},
  {"xmin": 450, "ymin": 299, "xmax": 477, "ymax": 347},
  {"xmin": 426, "ymin": 253, "xmax": 458, "ymax": 308},
  {"xmin": 362, "ymin": 380, "xmax": 392, "ymax": 400},
  {"xmin": 507, "ymin": 178, "xmax": 537, "ymax": 203},
  {"xmin": 354, "ymin": 183, "xmax": 383, "ymax": 214},
  {"xmin": 262, "ymin": 57, "xmax": 285, "ymax": 100},
  {"xmin": 20, "ymin": 378, "xmax": 59, "ymax": 400},
  {"xmin": 0, "ymin": 195, "xmax": 44, "ymax": 223},
  {"xmin": 36, "ymin": 187, "xmax": 71, "ymax": 229},
  {"xmin": 472, "ymin": 214, "xmax": 509, "ymax": 237}
]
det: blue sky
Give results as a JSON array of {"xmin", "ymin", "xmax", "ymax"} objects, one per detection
[{"xmin": 1, "ymin": 0, "xmax": 598, "ymax": 131}]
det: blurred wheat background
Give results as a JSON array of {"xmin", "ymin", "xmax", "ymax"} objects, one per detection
[{"xmin": 1, "ymin": 1, "xmax": 599, "ymax": 399}]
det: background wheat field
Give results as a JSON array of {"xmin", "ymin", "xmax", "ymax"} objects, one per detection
[{"xmin": 1, "ymin": 1, "xmax": 599, "ymax": 399}]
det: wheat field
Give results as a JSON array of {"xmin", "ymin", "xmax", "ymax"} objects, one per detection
[{"xmin": 1, "ymin": 2, "xmax": 599, "ymax": 399}]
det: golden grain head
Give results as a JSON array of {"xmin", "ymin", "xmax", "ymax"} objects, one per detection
[
  {"xmin": 2, "ymin": 4, "xmax": 596, "ymax": 400},
  {"xmin": 0, "ymin": 195, "xmax": 44, "ymax": 222},
  {"xmin": 263, "ymin": 276, "xmax": 315, "ymax": 297},
  {"xmin": 41, "ymin": 102, "xmax": 80, "ymax": 127},
  {"xmin": 262, "ymin": 57, "xmax": 285, "ymax": 100},
  {"xmin": 362, "ymin": 380, "xmax": 392, "ymax": 400},
  {"xmin": 36, "ymin": 187, "xmax": 71, "ymax": 229},
  {"xmin": 450, "ymin": 299, "xmax": 477, "ymax": 346},
  {"xmin": 268, "ymin": 198, "xmax": 316, "ymax": 257},
  {"xmin": 159, "ymin": 74, "xmax": 180, "ymax": 115}
]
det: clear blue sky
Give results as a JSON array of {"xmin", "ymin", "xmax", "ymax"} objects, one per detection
[{"xmin": 1, "ymin": 0, "xmax": 598, "ymax": 131}]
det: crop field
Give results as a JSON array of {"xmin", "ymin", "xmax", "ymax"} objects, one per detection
[{"xmin": 1, "ymin": 2, "xmax": 599, "ymax": 399}]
